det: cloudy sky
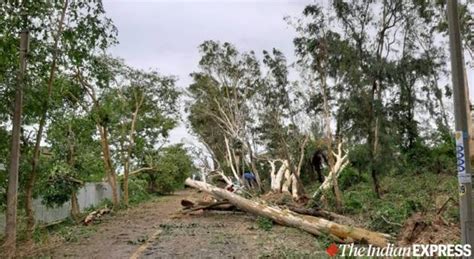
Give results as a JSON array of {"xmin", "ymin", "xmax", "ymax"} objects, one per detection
[
  {"xmin": 102, "ymin": 0, "xmax": 308, "ymax": 144},
  {"xmin": 102, "ymin": 0, "xmax": 473, "ymax": 146}
]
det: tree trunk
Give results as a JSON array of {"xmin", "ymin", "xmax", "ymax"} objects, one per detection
[
  {"xmin": 123, "ymin": 162, "xmax": 129, "ymax": 206},
  {"xmin": 281, "ymin": 168, "xmax": 292, "ymax": 193},
  {"xmin": 332, "ymin": 175, "xmax": 343, "ymax": 210},
  {"xmin": 67, "ymin": 123, "xmax": 80, "ymax": 221},
  {"xmin": 224, "ymin": 136, "xmax": 241, "ymax": 183},
  {"xmin": 122, "ymin": 97, "xmax": 143, "ymax": 206},
  {"xmin": 269, "ymin": 160, "xmax": 277, "ymax": 190},
  {"xmin": 3, "ymin": 30, "xmax": 28, "ymax": 259},
  {"xmin": 274, "ymin": 160, "xmax": 287, "ymax": 192},
  {"xmin": 180, "ymin": 199, "xmax": 236, "ymax": 212},
  {"xmin": 313, "ymin": 143, "xmax": 349, "ymax": 199},
  {"xmin": 246, "ymin": 140, "xmax": 262, "ymax": 190},
  {"xmin": 70, "ymin": 191, "xmax": 80, "ymax": 221},
  {"xmin": 317, "ymin": 54, "xmax": 343, "ymax": 209},
  {"xmin": 98, "ymin": 125, "xmax": 119, "ymax": 207},
  {"xmin": 287, "ymin": 206, "xmax": 355, "ymax": 225},
  {"xmin": 367, "ymin": 1, "xmax": 392, "ymax": 199},
  {"xmin": 147, "ymin": 173, "xmax": 157, "ymax": 193},
  {"xmin": 185, "ymin": 178, "xmax": 391, "ymax": 247},
  {"xmin": 290, "ymin": 174, "xmax": 300, "ymax": 199},
  {"xmin": 24, "ymin": 0, "xmax": 69, "ymax": 243}
]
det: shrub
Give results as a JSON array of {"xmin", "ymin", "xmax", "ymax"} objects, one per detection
[
  {"xmin": 142, "ymin": 144, "xmax": 196, "ymax": 194},
  {"xmin": 339, "ymin": 166, "xmax": 366, "ymax": 190},
  {"xmin": 128, "ymin": 178, "xmax": 152, "ymax": 205}
]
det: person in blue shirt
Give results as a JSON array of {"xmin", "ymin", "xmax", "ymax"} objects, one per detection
[{"xmin": 243, "ymin": 171, "xmax": 257, "ymax": 189}]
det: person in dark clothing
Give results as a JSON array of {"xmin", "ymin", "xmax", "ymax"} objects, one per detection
[
  {"xmin": 311, "ymin": 150, "xmax": 328, "ymax": 183},
  {"xmin": 243, "ymin": 171, "xmax": 257, "ymax": 189}
]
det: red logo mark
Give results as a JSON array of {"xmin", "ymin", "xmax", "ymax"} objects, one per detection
[{"xmin": 326, "ymin": 243, "xmax": 339, "ymax": 257}]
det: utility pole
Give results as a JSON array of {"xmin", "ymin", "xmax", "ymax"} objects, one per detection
[
  {"xmin": 447, "ymin": 0, "xmax": 474, "ymax": 252},
  {"xmin": 3, "ymin": 30, "xmax": 28, "ymax": 258}
]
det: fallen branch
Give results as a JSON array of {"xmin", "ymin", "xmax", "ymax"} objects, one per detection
[
  {"xmin": 436, "ymin": 197, "xmax": 456, "ymax": 215},
  {"xmin": 286, "ymin": 206, "xmax": 355, "ymax": 225},
  {"xmin": 185, "ymin": 178, "xmax": 391, "ymax": 247},
  {"xmin": 83, "ymin": 207, "xmax": 111, "ymax": 225},
  {"xmin": 381, "ymin": 215, "xmax": 403, "ymax": 227},
  {"xmin": 180, "ymin": 199, "xmax": 236, "ymax": 213}
]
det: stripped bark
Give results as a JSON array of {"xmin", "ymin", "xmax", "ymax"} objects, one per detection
[
  {"xmin": 313, "ymin": 142, "xmax": 349, "ymax": 198},
  {"xmin": 224, "ymin": 136, "xmax": 241, "ymax": 182},
  {"xmin": 269, "ymin": 159, "xmax": 287, "ymax": 192}
]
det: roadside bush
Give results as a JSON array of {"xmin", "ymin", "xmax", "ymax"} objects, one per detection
[
  {"xmin": 128, "ymin": 178, "xmax": 152, "ymax": 205},
  {"xmin": 143, "ymin": 144, "xmax": 196, "ymax": 194}
]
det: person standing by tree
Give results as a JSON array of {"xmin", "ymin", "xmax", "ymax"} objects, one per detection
[{"xmin": 243, "ymin": 171, "xmax": 257, "ymax": 189}]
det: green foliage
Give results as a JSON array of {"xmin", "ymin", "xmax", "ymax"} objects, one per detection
[
  {"xmin": 142, "ymin": 144, "xmax": 196, "ymax": 194},
  {"xmin": 40, "ymin": 163, "xmax": 82, "ymax": 208},
  {"xmin": 394, "ymin": 135, "xmax": 456, "ymax": 175},
  {"xmin": 289, "ymin": 0, "xmax": 470, "ymax": 197},
  {"xmin": 0, "ymin": 0, "xmax": 470, "ymax": 250},
  {"xmin": 34, "ymin": 217, "xmax": 99, "ymax": 244},
  {"xmin": 187, "ymin": 41, "xmax": 262, "ymax": 170},
  {"xmin": 256, "ymin": 216, "xmax": 273, "ymax": 231},
  {"xmin": 338, "ymin": 166, "xmax": 366, "ymax": 191},
  {"xmin": 127, "ymin": 178, "xmax": 152, "ymax": 205}
]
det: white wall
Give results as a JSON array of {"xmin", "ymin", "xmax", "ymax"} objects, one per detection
[{"xmin": 0, "ymin": 182, "xmax": 119, "ymax": 234}]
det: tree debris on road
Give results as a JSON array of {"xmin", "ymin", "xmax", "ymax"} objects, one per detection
[{"xmin": 185, "ymin": 178, "xmax": 392, "ymax": 247}]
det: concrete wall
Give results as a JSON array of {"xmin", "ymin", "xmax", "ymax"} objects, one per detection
[{"xmin": 0, "ymin": 182, "xmax": 118, "ymax": 234}]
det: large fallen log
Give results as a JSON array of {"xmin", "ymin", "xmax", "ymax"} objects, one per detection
[
  {"xmin": 286, "ymin": 206, "xmax": 355, "ymax": 225},
  {"xmin": 180, "ymin": 199, "xmax": 236, "ymax": 213},
  {"xmin": 185, "ymin": 178, "xmax": 391, "ymax": 247}
]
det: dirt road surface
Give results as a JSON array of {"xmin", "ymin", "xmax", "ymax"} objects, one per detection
[{"xmin": 40, "ymin": 189, "xmax": 324, "ymax": 258}]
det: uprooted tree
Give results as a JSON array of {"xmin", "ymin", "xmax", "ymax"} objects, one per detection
[
  {"xmin": 185, "ymin": 178, "xmax": 392, "ymax": 247},
  {"xmin": 187, "ymin": 43, "xmax": 313, "ymax": 200},
  {"xmin": 187, "ymin": 41, "xmax": 265, "ymax": 189}
]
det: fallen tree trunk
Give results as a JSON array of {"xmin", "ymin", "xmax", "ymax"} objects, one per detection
[
  {"xmin": 287, "ymin": 206, "xmax": 355, "ymax": 225},
  {"xmin": 185, "ymin": 178, "xmax": 391, "ymax": 247},
  {"xmin": 180, "ymin": 199, "xmax": 236, "ymax": 213}
]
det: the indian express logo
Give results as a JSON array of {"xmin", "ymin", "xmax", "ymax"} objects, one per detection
[{"xmin": 331, "ymin": 243, "xmax": 472, "ymax": 257}]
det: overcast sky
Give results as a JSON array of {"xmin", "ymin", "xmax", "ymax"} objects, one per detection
[
  {"xmin": 102, "ymin": 0, "xmax": 473, "ymax": 146},
  {"xmin": 102, "ymin": 0, "xmax": 308, "ymax": 145}
]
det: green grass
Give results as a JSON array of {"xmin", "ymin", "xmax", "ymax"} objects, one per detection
[
  {"xmin": 30, "ymin": 217, "xmax": 99, "ymax": 244},
  {"xmin": 259, "ymin": 247, "xmax": 324, "ymax": 258},
  {"xmin": 309, "ymin": 170, "xmax": 458, "ymax": 235},
  {"xmin": 256, "ymin": 216, "xmax": 273, "ymax": 231}
]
